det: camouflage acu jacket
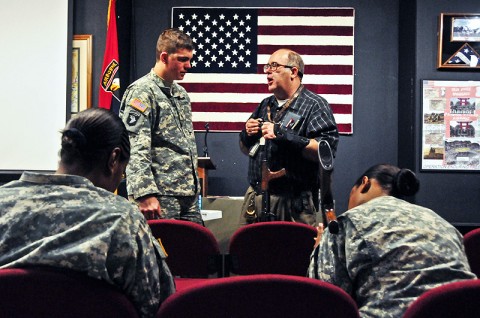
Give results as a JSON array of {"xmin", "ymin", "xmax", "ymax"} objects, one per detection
[
  {"xmin": 120, "ymin": 70, "xmax": 199, "ymax": 199},
  {"xmin": 0, "ymin": 172, "xmax": 175, "ymax": 318},
  {"xmin": 308, "ymin": 195, "xmax": 476, "ymax": 318}
]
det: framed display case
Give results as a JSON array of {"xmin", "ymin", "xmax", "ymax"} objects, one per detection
[{"xmin": 437, "ymin": 13, "xmax": 480, "ymax": 70}]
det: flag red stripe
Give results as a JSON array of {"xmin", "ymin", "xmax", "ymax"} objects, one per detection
[
  {"xmin": 182, "ymin": 83, "xmax": 351, "ymax": 95},
  {"xmin": 336, "ymin": 123, "xmax": 352, "ymax": 134},
  {"xmin": 304, "ymin": 65, "xmax": 353, "ymax": 75},
  {"xmin": 304, "ymin": 84, "xmax": 352, "ymax": 95},
  {"xmin": 258, "ymin": 25, "xmax": 353, "ymax": 36},
  {"xmin": 192, "ymin": 102, "xmax": 352, "ymax": 114},
  {"xmin": 194, "ymin": 122, "xmax": 246, "ymax": 131},
  {"xmin": 330, "ymin": 104, "xmax": 352, "ymax": 114},
  {"xmin": 257, "ymin": 45, "xmax": 353, "ymax": 55},
  {"xmin": 258, "ymin": 8, "xmax": 354, "ymax": 17}
]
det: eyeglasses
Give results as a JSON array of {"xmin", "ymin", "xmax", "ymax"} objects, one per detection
[{"xmin": 263, "ymin": 62, "xmax": 295, "ymax": 73}]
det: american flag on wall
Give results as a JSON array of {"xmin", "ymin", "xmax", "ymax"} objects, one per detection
[{"xmin": 172, "ymin": 7, "xmax": 355, "ymax": 134}]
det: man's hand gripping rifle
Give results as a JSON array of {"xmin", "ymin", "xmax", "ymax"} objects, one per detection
[
  {"xmin": 318, "ymin": 140, "xmax": 339, "ymax": 234},
  {"xmin": 258, "ymin": 136, "xmax": 286, "ymax": 222}
]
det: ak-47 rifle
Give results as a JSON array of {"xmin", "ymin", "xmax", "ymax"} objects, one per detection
[
  {"xmin": 259, "ymin": 139, "xmax": 286, "ymax": 222},
  {"xmin": 318, "ymin": 140, "xmax": 339, "ymax": 234}
]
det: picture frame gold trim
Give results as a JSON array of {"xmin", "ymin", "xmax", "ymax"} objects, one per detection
[
  {"xmin": 437, "ymin": 13, "xmax": 480, "ymax": 70},
  {"xmin": 72, "ymin": 34, "xmax": 92, "ymax": 113}
]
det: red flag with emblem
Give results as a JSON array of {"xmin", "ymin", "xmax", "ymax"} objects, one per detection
[{"xmin": 99, "ymin": 0, "xmax": 121, "ymax": 113}]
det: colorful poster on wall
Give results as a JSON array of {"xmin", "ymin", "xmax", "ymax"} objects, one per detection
[{"xmin": 422, "ymin": 80, "xmax": 480, "ymax": 170}]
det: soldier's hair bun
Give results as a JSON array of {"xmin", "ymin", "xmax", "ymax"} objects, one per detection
[
  {"xmin": 59, "ymin": 108, "xmax": 129, "ymax": 171},
  {"xmin": 61, "ymin": 128, "xmax": 87, "ymax": 152},
  {"xmin": 354, "ymin": 163, "xmax": 420, "ymax": 199},
  {"xmin": 393, "ymin": 169, "xmax": 420, "ymax": 196}
]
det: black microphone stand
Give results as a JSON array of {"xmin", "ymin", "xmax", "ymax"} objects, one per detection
[{"xmin": 203, "ymin": 123, "xmax": 209, "ymax": 157}]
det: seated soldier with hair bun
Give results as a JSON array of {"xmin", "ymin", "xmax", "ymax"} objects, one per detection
[
  {"xmin": 308, "ymin": 163, "xmax": 476, "ymax": 318},
  {"xmin": 0, "ymin": 108, "xmax": 175, "ymax": 318}
]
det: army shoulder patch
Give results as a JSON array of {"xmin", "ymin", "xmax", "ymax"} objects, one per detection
[
  {"xmin": 130, "ymin": 98, "xmax": 147, "ymax": 113},
  {"xmin": 127, "ymin": 110, "xmax": 141, "ymax": 127}
]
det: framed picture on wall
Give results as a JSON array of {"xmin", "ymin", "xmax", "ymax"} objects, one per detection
[
  {"xmin": 72, "ymin": 34, "xmax": 92, "ymax": 113},
  {"xmin": 437, "ymin": 13, "xmax": 480, "ymax": 70},
  {"xmin": 421, "ymin": 80, "xmax": 480, "ymax": 171}
]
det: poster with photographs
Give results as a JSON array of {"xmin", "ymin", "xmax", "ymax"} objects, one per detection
[{"xmin": 422, "ymin": 80, "xmax": 480, "ymax": 170}]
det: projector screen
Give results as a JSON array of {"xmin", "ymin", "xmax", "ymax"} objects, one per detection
[{"xmin": 0, "ymin": 0, "xmax": 70, "ymax": 172}]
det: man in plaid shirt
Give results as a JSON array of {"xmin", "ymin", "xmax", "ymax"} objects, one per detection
[{"xmin": 239, "ymin": 48, "xmax": 339, "ymax": 225}]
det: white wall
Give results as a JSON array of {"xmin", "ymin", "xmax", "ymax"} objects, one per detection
[{"xmin": 0, "ymin": 0, "xmax": 69, "ymax": 171}]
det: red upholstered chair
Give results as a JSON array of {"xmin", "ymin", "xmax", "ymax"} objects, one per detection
[
  {"xmin": 402, "ymin": 279, "xmax": 480, "ymax": 318},
  {"xmin": 147, "ymin": 219, "xmax": 222, "ymax": 291},
  {"xmin": 464, "ymin": 227, "xmax": 480, "ymax": 277},
  {"xmin": 0, "ymin": 267, "xmax": 139, "ymax": 318},
  {"xmin": 156, "ymin": 274, "xmax": 359, "ymax": 318},
  {"xmin": 227, "ymin": 221, "xmax": 317, "ymax": 276}
]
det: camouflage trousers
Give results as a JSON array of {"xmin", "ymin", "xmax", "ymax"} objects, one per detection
[
  {"xmin": 239, "ymin": 186, "xmax": 319, "ymax": 226},
  {"xmin": 158, "ymin": 194, "xmax": 204, "ymax": 225}
]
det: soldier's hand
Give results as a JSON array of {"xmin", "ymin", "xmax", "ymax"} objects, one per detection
[
  {"xmin": 137, "ymin": 196, "xmax": 161, "ymax": 220},
  {"xmin": 313, "ymin": 223, "xmax": 324, "ymax": 248}
]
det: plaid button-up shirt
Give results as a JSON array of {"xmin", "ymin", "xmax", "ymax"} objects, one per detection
[{"xmin": 240, "ymin": 87, "xmax": 339, "ymax": 194}]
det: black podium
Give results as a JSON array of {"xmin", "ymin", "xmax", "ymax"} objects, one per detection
[{"xmin": 198, "ymin": 157, "xmax": 216, "ymax": 196}]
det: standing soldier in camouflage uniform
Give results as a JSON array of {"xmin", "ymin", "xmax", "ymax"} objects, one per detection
[
  {"xmin": 119, "ymin": 28, "xmax": 202, "ymax": 224},
  {"xmin": 308, "ymin": 163, "xmax": 476, "ymax": 318},
  {"xmin": 0, "ymin": 108, "xmax": 175, "ymax": 318}
]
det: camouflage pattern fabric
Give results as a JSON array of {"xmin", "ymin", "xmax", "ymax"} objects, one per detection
[
  {"xmin": 0, "ymin": 172, "xmax": 175, "ymax": 318},
  {"xmin": 119, "ymin": 69, "xmax": 199, "ymax": 198},
  {"xmin": 119, "ymin": 69, "xmax": 201, "ymax": 222},
  {"xmin": 157, "ymin": 194, "xmax": 203, "ymax": 224},
  {"xmin": 308, "ymin": 195, "xmax": 476, "ymax": 318}
]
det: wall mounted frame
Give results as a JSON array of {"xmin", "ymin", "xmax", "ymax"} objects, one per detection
[
  {"xmin": 437, "ymin": 13, "xmax": 480, "ymax": 70},
  {"xmin": 72, "ymin": 34, "xmax": 92, "ymax": 113},
  {"xmin": 421, "ymin": 80, "xmax": 480, "ymax": 171}
]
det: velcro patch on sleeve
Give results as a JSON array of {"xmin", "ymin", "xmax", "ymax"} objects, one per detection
[
  {"xmin": 127, "ymin": 110, "xmax": 141, "ymax": 127},
  {"xmin": 130, "ymin": 98, "xmax": 147, "ymax": 113}
]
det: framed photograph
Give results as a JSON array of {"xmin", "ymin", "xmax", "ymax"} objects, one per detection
[
  {"xmin": 421, "ymin": 80, "xmax": 480, "ymax": 171},
  {"xmin": 437, "ymin": 13, "xmax": 480, "ymax": 69},
  {"xmin": 72, "ymin": 34, "xmax": 92, "ymax": 113}
]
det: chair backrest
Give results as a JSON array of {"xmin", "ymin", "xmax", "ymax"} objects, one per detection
[
  {"xmin": 227, "ymin": 221, "xmax": 317, "ymax": 276},
  {"xmin": 156, "ymin": 274, "xmax": 359, "ymax": 318},
  {"xmin": 147, "ymin": 219, "xmax": 221, "ymax": 277},
  {"xmin": 0, "ymin": 267, "xmax": 139, "ymax": 318},
  {"xmin": 464, "ymin": 227, "xmax": 480, "ymax": 277},
  {"xmin": 402, "ymin": 279, "xmax": 480, "ymax": 318}
]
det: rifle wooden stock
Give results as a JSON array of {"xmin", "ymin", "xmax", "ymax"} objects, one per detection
[
  {"xmin": 260, "ymin": 160, "xmax": 286, "ymax": 222},
  {"xmin": 261, "ymin": 161, "xmax": 286, "ymax": 191}
]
